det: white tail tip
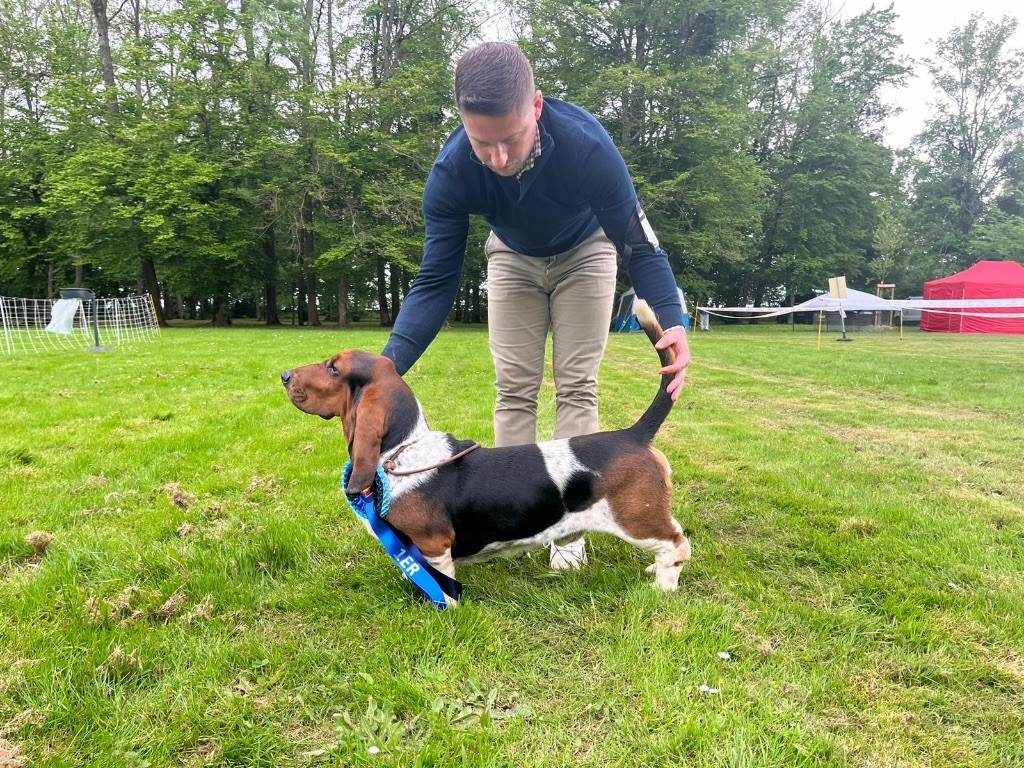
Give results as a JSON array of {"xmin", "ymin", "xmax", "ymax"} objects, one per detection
[{"xmin": 634, "ymin": 299, "xmax": 656, "ymax": 326}]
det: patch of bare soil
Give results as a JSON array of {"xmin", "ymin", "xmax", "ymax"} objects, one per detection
[{"xmin": 0, "ymin": 738, "xmax": 27, "ymax": 768}]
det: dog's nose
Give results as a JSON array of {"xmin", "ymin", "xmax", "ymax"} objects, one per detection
[{"xmin": 281, "ymin": 370, "xmax": 292, "ymax": 386}]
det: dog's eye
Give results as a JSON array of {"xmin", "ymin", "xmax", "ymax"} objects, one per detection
[{"xmin": 326, "ymin": 361, "xmax": 340, "ymax": 376}]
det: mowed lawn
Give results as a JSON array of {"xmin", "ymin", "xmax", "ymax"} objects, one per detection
[{"xmin": 1, "ymin": 322, "xmax": 1022, "ymax": 767}]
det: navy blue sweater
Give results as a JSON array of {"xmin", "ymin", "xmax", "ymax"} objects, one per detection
[{"xmin": 382, "ymin": 97, "xmax": 684, "ymax": 375}]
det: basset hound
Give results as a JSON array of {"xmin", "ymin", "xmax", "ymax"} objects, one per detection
[{"xmin": 281, "ymin": 300, "xmax": 690, "ymax": 601}]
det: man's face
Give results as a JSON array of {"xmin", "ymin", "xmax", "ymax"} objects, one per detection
[{"xmin": 462, "ymin": 90, "xmax": 543, "ymax": 177}]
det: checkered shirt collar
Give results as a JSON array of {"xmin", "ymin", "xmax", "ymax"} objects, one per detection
[{"xmin": 514, "ymin": 126, "xmax": 543, "ymax": 181}]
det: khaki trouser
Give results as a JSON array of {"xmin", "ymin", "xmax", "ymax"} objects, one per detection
[{"xmin": 485, "ymin": 229, "xmax": 618, "ymax": 447}]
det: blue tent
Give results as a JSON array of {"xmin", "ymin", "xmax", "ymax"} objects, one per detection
[{"xmin": 613, "ymin": 287, "xmax": 689, "ymax": 332}]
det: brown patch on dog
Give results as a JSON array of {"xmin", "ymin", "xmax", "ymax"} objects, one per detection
[
  {"xmin": 387, "ymin": 492, "xmax": 456, "ymax": 558},
  {"xmin": 650, "ymin": 447, "xmax": 672, "ymax": 477},
  {"xmin": 598, "ymin": 450, "xmax": 682, "ymax": 545}
]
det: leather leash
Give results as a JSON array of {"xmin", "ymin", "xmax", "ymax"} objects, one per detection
[{"xmin": 382, "ymin": 441, "xmax": 481, "ymax": 476}]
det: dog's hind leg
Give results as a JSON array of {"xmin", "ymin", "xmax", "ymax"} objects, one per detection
[
  {"xmin": 607, "ymin": 514, "xmax": 691, "ymax": 591},
  {"xmin": 629, "ymin": 516, "xmax": 690, "ymax": 591}
]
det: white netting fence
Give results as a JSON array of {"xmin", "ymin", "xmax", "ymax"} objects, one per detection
[{"xmin": 0, "ymin": 295, "xmax": 160, "ymax": 354}]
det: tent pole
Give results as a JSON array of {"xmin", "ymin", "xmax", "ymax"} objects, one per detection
[{"xmin": 817, "ymin": 310, "xmax": 823, "ymax": 350}]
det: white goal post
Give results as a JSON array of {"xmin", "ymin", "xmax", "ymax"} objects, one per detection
[{"xmin": 0, "ymin": 294, "xmax": 160, "ymax": 355}]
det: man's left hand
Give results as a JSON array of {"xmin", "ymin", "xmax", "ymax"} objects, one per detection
[{"xmin": 655, "ymin": 326, "xmax": 690, "ymax": 401}]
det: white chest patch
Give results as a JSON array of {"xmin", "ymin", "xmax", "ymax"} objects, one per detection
[{"xmin": 381, "ymin": 406, "xmax": 451, "ymax": 499}]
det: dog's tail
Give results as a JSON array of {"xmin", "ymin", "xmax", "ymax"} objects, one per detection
[{"xmin": 627, "ymin": 299, "xmax": 676, "ymax": 444}]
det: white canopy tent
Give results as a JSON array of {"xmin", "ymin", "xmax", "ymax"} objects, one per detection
[{"xmin": 699, "ymin": 289, "xmax": 1024, "ymax": 323}]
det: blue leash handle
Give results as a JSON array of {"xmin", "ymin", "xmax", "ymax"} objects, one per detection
[{"xmin": 342, "ymin": 462, "xmax": 462, "ymax": 609}]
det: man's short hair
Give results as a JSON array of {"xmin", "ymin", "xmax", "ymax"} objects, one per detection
[{"xmin": 455, "ymin": 42, "xmax": 535, "ymax": 116}]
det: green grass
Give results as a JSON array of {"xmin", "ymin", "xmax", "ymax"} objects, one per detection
[{"xmin": 1, "ymin": 323, "xmax": 1022, "ymax": 767}]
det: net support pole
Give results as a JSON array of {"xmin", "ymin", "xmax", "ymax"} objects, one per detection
[
  {"xmin": 0, "ymin": 298, "xmax": 11, "ymax": 355},
  {"xmin": 60, "ymin": 288, "xmax": 111, "ymax": 353}
]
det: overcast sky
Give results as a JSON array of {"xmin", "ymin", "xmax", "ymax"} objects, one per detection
[{"xmin": 838, "ymin": 0, "xmax": 1023, "ymax": 147}]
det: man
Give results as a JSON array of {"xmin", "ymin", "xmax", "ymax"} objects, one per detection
[{"xmin": 382, "ymin": 42, "xmax": 690, "ymax": 569}]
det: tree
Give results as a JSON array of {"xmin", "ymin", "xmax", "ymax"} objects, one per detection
[
  {"xmin": 0, "ymin": 0, "xmax": 52, "ymax": 296},
  {"xmin": 910, "ymin": 14, "xmax": 1024, "ymax": 271},
  {"xmin": 516, "ymin": 0, "xmax": 780, "ymax": 304},
  {"xmin": 315, "ymin": 0, "xmax": 472, "ymax": 326},
  {"xmin": 750, "ymin": 3, "xmax": 908, "ymax": 305}
]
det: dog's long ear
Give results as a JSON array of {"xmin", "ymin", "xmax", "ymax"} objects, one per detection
[
  {"xmin": 345, "ymin": 382, "xmax": 388, "ymax": 495},
  {"xmin": 340, "ymin": 352, "xmax": 417, "ymax": 496}
]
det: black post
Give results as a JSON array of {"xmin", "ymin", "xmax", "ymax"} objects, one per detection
[
  {"xmin": 837, "ymin": 310, "xmax": 853, "ymax": 342},
  {"xmin": 59, "ymin": 288, "xmax": 111, "ymax": 352}
]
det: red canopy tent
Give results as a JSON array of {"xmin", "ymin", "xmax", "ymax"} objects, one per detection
[{"xmin": 921, "ymin": 260, "xmax": 1024, "ymax": 334}]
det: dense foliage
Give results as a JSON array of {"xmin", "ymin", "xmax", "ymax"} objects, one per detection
[{"xmin": 0, "ymin": 0, "xmax": 1021, "ymax": 323}]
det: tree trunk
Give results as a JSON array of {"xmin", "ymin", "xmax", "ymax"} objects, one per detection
[
  {"xmin": 47, "ymin": 262, "xmax": 55, "ymax": 299},
  {"xmin": 300, "ymin": 189, "xmax": 320, "ymax": 326},
  {"xmin": 471, "ymin": 280, "xmax": 481, "ymax": 323},
  {"xmin": 211, "ymin": 293, "xmax": 232, "ymax": 326},
  {"xmin": 389, "ymin": 263, "xmax": 401, "ymax": 322},
  {"xmin": 129, "ymin": 0, "xmax": 144, "ymax": 101},
  {"xmin": 263, "ymin": 225, "xmax": 280, "ymax": 325},
  {"xmin": 90, "ymin": 0, "xmax": 119, "ymax": 116},
  {"xmin": 240, "ymin": 0, "xmax": 255, "ymax": 59},
  {"xmin": 305, "ymin": 267, "xmax": 320, "ymax": 326},
  {"xmin": 454, "ymin": 282, "xmax": 464, "ymax": 322},
  {"xmin": 265, "ymin": 281, "xmax": 280, "ymax": 325},
  {"xmin": 326, "ymin": 0, "xmax": 341, "ymax": 125},
  {"xmin": 140, "ymin": 256, "xmax": 167, "ymax": 326},
  {"xmin": 376, "ymin": 257, "xmax": 391, "ymax": 326},
  {"xmin": 337, "ymin": 273, "xmax": 349, "ymax": 327}
]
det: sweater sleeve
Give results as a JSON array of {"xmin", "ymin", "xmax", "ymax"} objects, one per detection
[
  {"xmin": 582, "ymin": 133, "xmax": 684, "ymax": 329},
  {"xmin": 381, "ymin": 166, "xmax": 469, "ymax": 375}
]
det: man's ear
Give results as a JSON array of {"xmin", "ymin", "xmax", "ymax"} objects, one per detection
[{"xmin": 345, "ymin": 385, "xmax": 387, "ymax": 496}]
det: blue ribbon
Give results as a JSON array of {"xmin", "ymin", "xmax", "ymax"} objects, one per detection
[{"xmin": 342, "ymin": 462, "xmax": 462, "ymax": 609}]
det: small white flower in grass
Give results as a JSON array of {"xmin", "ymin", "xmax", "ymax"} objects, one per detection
[
  {"xmin": 368, "ymin": 746, "xmax": 380, "ymax": 755},
  {"xmin": 699, "ymin": 685, "xmax": 721, "ymax": 695},
  {"xmin": 718, "ymin": 651, "xmax": 731, "ymax": 661}
]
